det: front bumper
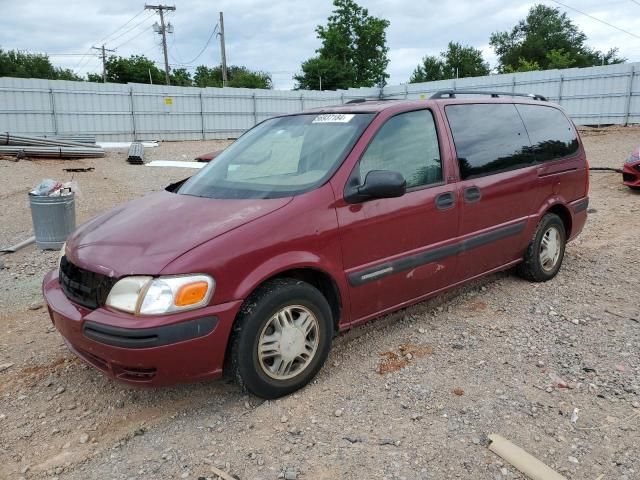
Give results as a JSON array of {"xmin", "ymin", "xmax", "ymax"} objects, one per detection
[
  {"xmin": 42, "ymin": 269, "xmax": 243, "ymax": 386},
  {"xmin": 623, "ymin": 162, "xmax": 640, "ymax": 188}
]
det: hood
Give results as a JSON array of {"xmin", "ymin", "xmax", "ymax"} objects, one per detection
[{"xmin": 66, "ymin": 191, "xmax": 292, "ymax": 277}]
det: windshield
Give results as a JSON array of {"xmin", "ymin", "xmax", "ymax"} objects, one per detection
[{"xmin": 178, "ymin": 113, "xmax": 374, "ymax": 199}]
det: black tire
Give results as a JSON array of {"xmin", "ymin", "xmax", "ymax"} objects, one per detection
[
  {"xmin": 517, "ymin": 213, "xmax": 566, "ymax": 282},
  {"xmin": 228, "ymin": 278, "xmax": 333, "ymax": 399}
]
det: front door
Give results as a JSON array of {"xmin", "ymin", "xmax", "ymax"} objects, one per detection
[{"xmin": 334, "ymin": 109, "xmax": 460, "ymax": 324}]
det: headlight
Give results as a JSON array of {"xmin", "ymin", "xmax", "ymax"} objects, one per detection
[{"xmin": 105, "ymin": 274, "xmax": 214, "ymax": 315}]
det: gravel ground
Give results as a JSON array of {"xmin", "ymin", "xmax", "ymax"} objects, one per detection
[{"xmin": 0, "ymin": 128, "xmax": 639, "ymax": 480}]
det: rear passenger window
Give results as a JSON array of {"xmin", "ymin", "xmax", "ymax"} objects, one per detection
[
  {"xmin": 515, "ymin": 105, "xmax": 579, "ymax": 162},
  {"xmin": 446, "ymin": 104, "xmax": 535, "ymax": 180},
  {"xmin": 358, "ymin": 110, "xmax": 442, "ymax": 188}
]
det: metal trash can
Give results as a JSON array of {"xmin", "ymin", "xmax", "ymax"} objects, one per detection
[{"xmin": 29, "ymin": 193, "xmax": 76, "ymax": 250}]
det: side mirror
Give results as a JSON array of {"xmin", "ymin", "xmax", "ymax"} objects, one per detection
[{"xmin": 346, "ymin": 170, "xmax": 406, "ymax": 203}]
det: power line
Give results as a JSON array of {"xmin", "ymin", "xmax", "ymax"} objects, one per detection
[
  {"xmin": 169, "ymin": 24, "xmax": 218, "ymax": 65},
  {"xmin": 112, "ymin": 23, "xmax": 154, "ymax": 50},
  {"xmin": 631, "ymin": 0, "xmax": 640, "ymax": 6},
  {"xmin": 549, "ymin": 0, "xmax": 640, "ymax": 40},
  {"xmin": 73, "ymin": 46, "xmax": 97, "ymax": 72},
  {"xmin": 95, "ymin": 9, "xmax": 147, "ymax": 45},
  {"xmin": 38, "ymin": 53, "xmax": 95, "ymax": 56},
  {"xmin": 107, "ymin": 13, "xmax": 156, "ymax": 44},
  {"xmin": 73, "ymin": 9, "xmax": 149, "ymax": 72}
]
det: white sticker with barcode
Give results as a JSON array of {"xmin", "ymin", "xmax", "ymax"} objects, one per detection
[{"xmin": 312, "ymin": 113, "xmax": 355, "ymax": 123}]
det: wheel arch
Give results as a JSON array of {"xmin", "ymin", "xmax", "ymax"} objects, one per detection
[
  {"xmin": 269, "ymin": 267, "xmax": 342, "ymax": 331},
  {"xmin": 223, "ymin": 265, "xmax": 343, "ymax": 377},
  {"xmin": 545, "ymin": 203, "xmax": 573, "ymax": 238}
]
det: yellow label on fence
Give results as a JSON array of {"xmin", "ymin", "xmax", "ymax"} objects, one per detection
[{"xmin": 164, "ymin": 97, "xmax": 173, "ymax": 106}]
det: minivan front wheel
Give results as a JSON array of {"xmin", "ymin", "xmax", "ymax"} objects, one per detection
[
  {"xmin": 517, "ymin": 213, "xmax": 566, "ymax": 282},
  {"xmin": 229, "ymin": 278, "xmax": 333, "ymax": 399}
]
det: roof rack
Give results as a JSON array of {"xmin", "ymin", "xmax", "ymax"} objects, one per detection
[
  {"xmin": 429, "ymin": 90, "xmax": 548, "ymax": 101},
  {"xmin": 344, "ymin": 97, "xmax": 398, "ymax": 104}
]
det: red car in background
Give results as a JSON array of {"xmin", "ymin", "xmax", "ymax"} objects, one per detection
[{"xmin": 623, "ymin": 144, "xmax": 640, "ymax": 189}]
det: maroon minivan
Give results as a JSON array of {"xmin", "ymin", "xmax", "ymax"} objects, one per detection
[{"xmin": 43, "ymin": 91, "xmax": 589, "ymax": 399}]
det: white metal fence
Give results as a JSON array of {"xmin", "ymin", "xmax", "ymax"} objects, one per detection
[{"xmin": 0, "ymin": 62, "xmax": 638, "ymax": 141}]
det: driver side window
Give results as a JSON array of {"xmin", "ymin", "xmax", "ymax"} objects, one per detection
[{"xmin": 359, "ymin": 110, "xmax": 442, "ymax": 188}]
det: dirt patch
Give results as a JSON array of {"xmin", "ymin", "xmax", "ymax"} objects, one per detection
[
  {"xmin": 377, "ymin": 344, "xmax": 434, "ymax": 374},
  {"xmin": 468, "ymin": 300, "xmax": 488, "ymax": 311}
]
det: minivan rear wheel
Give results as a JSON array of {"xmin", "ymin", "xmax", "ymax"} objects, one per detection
[
  {"xmin": 517, "ymin": 213, "xmax": 566, "ymax": 282},
  {"xmin": 228, "ymin": 278, "xmax": 333, "ymax": 399}
]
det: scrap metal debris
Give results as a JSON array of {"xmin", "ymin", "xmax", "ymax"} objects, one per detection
[
  {"xmin": 63, "ymin": 167, "xmax": 95, "ymax": 173},
  {"xmin": 126, "ymin": 142, "xmax": 145, "ymax": 165},
  {"xmin": 0, "ymin": 236, "xmax": 36, "ymax": 254},
  {"xmin": 99, "ymin": 141, "xmax": 158, "ymax": 149},
  {"xmin": 0, "ymin": 132, "xmax": 104, "ymax": 159},
  {"xmin": 146, "ymin": 160, "xmax": 205, "ymax": 169}
]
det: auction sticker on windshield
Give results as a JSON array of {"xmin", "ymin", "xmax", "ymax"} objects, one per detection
[{"xmin": 312, "ymin": 113, "xmax": 355, "ymax": 123}]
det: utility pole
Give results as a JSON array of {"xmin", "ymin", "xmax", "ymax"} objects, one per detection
[
  {"xmin": 219, "ymin": 11, "xmax": 228, "ymax": 87},
  {"xmin": 146, "ymin": 4, "xmax": 175, "ymax": 85},
  {"xmin": 92, "ymin": 44, "xmax": 115, "ymax": 83}
]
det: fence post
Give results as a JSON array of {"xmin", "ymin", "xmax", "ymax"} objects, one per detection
[
  {"xmin": 557, "ymin": 74, "xmax": 564, "ymax": 105},
  {"xmin": 511, "ymin": 76, "xmax": 516, "ymax": 94},
  {"xmin": 624, "ymin": 65, "xmax": 635, "ymax": 126},
  {"xmin": 341, "ymin": 92, "xmax": 345, "ymax": 104},
  {"xmin": 129, "ymin": 87, "xmax": 137, "ymax": 141},
  {"xmin": 252, "ymin": 92, "xmax": 258, "ymax": 126},
  {"xmin": 49, "ymin": 88, "xmax": 58, "ymax": 135},
  {"xmin": 300, "ymin": 93, "xmax": 304, "ymax": 111},
  {"xmin": 200, "ymin": 90, "xmax": 205, "ymax": 140}
]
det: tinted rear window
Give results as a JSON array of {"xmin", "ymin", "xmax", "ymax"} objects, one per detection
[
  {"xmin": 446, "ymin": 103, "xmax": 535, "ymax": 180},
  {"xmin": 515, "ymin": 104, "xmax": 579, "ymax": 162}
]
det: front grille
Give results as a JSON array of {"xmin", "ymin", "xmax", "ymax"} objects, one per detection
[
  {"xmin": 623, "ymin": 172, "xmax": 637, "ymax": 182},
  {"xmin": 59, "ymin": 256, "xmax": 118, "ymax": 310}
]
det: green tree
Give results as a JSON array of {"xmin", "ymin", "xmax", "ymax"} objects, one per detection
[
  {"xmin": 193, "ymin": 65, "xmax": 271, "ymax": 89},
  {"xmin": 87, "ymin": 55, "xmax": 165, "ymax": 84},
  {"xmin": 0, "ymin": 48, "xmax": 82, "ymax": 80},
  {"xmin": 410, "ymin": 42, "xmax": 489, "ymax": 83},
  {"xmin": 490, "ymin": 4, "xmax": 625, "ymax": 72},
  {"xmin": 409, "ymin": 55, "xmax": 445, "ymax": 83},
  {"xmin": 503, "ymin": 58, "xmax": 541, "ymax": 73},
  {"xmin": 294, "ymin": 0, "xmax": 390, "ymax": 90},
  {"xmin": 170, "ymin": 67, "xmax": 193, "ymax": 86},
  {"xmin": 86, "ymin": 72, "xmax": 103, "ymax": 82}
]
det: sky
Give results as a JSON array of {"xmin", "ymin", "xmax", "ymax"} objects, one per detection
[{"xmin": 1, "ymin": 0, "xmax": 639, "ymax": 89}]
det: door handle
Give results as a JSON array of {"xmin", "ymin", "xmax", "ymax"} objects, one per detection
[
  {"xmin": 463, "ymin": 186, "xmax": 482, "ymax": 203},
  {"xmin": 435, "ymin": 191, "xmax": 455, "ymax": 210}
]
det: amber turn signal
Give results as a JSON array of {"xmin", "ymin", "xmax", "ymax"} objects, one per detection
[{"xmin": 174, "ymin": 281, "xmax": 210, "ymax": 307}]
